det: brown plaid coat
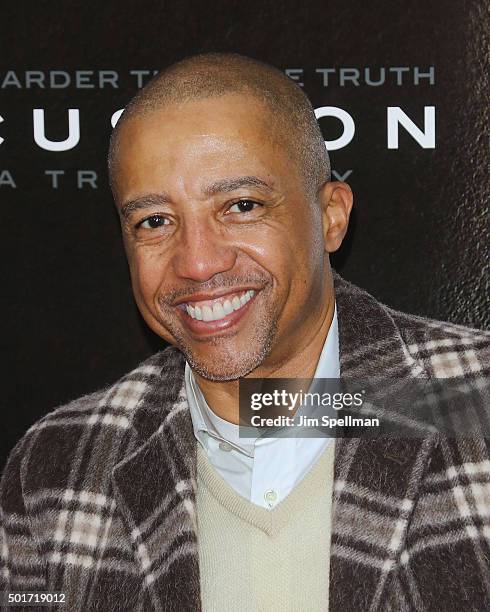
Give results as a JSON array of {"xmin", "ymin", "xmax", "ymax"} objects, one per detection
[{"xmin": 2, "ymin": 272, "xmax": 490, "ymax": 611}]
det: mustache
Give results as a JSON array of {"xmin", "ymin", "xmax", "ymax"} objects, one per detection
[{"xmin": 160, "ymin": 272, "xmax": 271, "ymax": 306}]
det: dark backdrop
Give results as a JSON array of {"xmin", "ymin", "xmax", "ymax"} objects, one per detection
[{"xmin": 2, "ymin": 0, "xmax": 489, "ymax": 468}]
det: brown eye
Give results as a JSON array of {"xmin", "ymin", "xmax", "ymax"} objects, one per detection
[
  {"xmin": 228, "ymin": 200, "xmax": 260, "ymax": 213},
  {"xmin": 138, "ymin": 215, "xmax": 169, "ymax": 229}
]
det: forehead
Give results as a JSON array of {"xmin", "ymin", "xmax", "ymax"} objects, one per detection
[{"xmin": 112, "ymin": 95, "xmax": 296, "ymax": 203}]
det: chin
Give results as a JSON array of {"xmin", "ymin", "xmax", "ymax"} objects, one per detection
[
  {"xmin": 185, "ymin": 352, "xmax": 261, "ymax": 381},
  {"xmin": 164, "ymin": 307, "xmax": 279, "ymax": 380},
  {"xmin": 183, "ymin": 338, "xmax": 275, "ymax": 382}
]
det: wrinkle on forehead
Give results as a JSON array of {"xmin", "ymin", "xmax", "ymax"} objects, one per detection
[
  {"xmin": 108, "ymin": 55, "xmax": 331, "ymax": 199},
  {"xmin": 112, "ymin": 97, "xmax": 296, "ymax": 205}
]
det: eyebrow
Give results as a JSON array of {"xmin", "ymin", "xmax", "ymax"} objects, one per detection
[
  {"xmin": 119, "ymin": 193, "xmax": 169, "ymax": 221},
  {"xmin": 203, "ymin": 176, "xmax": 274, "ymax": 197},
  {"xmin": 119, "ymin": 176, "xmax": 274, "ymax": 221}
]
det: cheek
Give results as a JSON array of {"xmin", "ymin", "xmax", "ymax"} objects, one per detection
[
  {"xmin": 235, "ymin": 225, "xmax": 318, "ymax": 312},
  {"xmin": 262, "ymin": 212, "xmax": 324, "ymax": 303},
  {"xmin": 128, "ymin": 249, "xmax": 167, "ymax": 306},
  {"xmin": 247, "ymin": 210, "xmax": 320, "ymax": 275},
  {"xmin": 235, "ymin": 224, "xmax": 297, "ymax": 275}
]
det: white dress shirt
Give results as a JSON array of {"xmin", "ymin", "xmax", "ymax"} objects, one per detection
[{"xmin": 185, "ymin": 303, "xmax": 339, "ymax": 509}]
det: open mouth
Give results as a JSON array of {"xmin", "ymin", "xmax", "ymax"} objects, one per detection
[
  {"xmin": 181, "ymin": 289, "xmax": 255, "ymax": 322},
  {"xmin": 177, "ymin": 289, "xmax": 257, "ymax": 335}
]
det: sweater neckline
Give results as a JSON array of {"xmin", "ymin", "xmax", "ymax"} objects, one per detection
[{"xmin": 196, "ymin": 440, "xmax": 336, "ymax": 537}]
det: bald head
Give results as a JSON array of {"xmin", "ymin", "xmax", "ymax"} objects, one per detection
[{"xmin": 108, "ymin": 53, "xmax": 330, "ymax": 199}]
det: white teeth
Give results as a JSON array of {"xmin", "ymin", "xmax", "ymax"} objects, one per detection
[
  {"xmin": 202, "ymin": 305, "xmax": 214, "ymax": 322},
  {"xmin": 212, "ymin": 302, "xmax": 225, "ymax": 320},
  {"xmin": 185, "ymin": 290, "xmax": 255, "ymax": 321},
  {"xmin": 223, "ymin": 300, "xmax": 233, "ymax": 315}
]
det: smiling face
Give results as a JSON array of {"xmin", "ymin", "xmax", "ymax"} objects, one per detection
[{"xmin": 112, "ymin": 94, "xmax": 335, "ymax": 380}]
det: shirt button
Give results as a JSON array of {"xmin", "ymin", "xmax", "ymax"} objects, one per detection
[
  {"xmin": 264, "ymin": 489, "xmax": 278, "ymax": 507},
  {"xmin": 219, "ymin": 441, "xmax": 233, "ymax": 452}
]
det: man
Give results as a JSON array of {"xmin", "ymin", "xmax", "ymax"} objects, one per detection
[{"xmin": 1, "ymin": 53, "xmax": 489, "ymax": 611}]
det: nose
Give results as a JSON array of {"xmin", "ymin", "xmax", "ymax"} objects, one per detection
[{"xmin": 171, "ymin": 216, "xmax": 237, "ymax": 282}]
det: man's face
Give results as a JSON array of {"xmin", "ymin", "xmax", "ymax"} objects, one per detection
[{"xmin": 113, "ymin": 94, "xmax": 330, "ymax": 380}]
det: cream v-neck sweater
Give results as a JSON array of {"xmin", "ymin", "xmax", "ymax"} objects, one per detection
[{"xmin": 196, "ymin": 440, "xmax": 336, "ymax": 612}]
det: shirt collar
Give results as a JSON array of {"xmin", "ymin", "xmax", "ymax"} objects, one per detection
[
  {"xmin": 185, "ymin": 360, "xmax": 256, "ymax": 455},
  {"xmin": 185, "ymin": 301, "xmax": 339, "ymax": 455}
]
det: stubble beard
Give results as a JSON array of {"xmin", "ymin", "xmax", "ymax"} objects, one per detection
[{"xmin": 162, "ymin": 301, "xmax": 280, "ymax": 381}]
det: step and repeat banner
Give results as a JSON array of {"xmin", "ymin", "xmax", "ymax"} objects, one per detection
[{"xmin": 2, "ymin": 1, "xmax": 488, "ymax": 465}]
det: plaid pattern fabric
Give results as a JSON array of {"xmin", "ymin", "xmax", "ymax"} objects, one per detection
[{"xmin": 1, "ymin": 271, "xmax": 489, "ymax": 611}]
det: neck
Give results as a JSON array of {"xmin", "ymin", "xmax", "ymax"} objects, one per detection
[{"xmin": 194, "ymin": 279, "xmax": 336, "ymax": 425}]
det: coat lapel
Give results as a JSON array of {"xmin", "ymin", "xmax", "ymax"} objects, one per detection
[
  {"xmin": 330, "ymin": 272, "xmax": 436, "ymax": 611},
  {"xmin": 110, "ymin": 272, "xmax": 435, "ymax": 611},
  {"xmin": 111, "ymin": 348, "xmax": 201, "ymax": 611}
]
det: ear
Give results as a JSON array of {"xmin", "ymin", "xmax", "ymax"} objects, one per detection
[{"xmin": 319, "ymin": 181, "xmax": 353, "ymax": 253}]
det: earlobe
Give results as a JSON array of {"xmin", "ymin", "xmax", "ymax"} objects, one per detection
[{"xmin": 321, "ymin": 181, "xmax": 353, "ymax": 253}]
